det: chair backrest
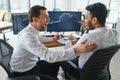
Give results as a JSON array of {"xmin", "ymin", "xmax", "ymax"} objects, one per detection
[
  {"xmin": 81, "ymin": 45, "xmax": 120, "ymax": 80},
  {"xmin": 0, "ymin": 39, "xmax": 13, "ymax": 77},
  {"xmin": 0, "ymin": 11, "xmax": 9, "ymax": 21}
]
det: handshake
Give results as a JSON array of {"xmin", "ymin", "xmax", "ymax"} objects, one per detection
[{"xmin": 52, "ymin": 33, "xmax": 76, "ymax": 42}]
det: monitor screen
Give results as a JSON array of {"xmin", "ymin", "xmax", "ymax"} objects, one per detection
[
  {"xmin": 47, "ymin": 11, "xmax": 82, "ymax": 32},
  {"xmin": 11, "ymin": 11, "xmax": 82, "ymax": 34},
  {"xmin": 11, "ymin": 13, "xmax": 29, "ymax": 34}
]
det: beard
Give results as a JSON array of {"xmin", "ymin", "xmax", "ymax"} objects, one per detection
[
  {"xmin": 88, "ymin": 21, "xmax": 95, "ymax": 30},
  {"xmin": 36, "ymin": 22, "xmax": 47, "ymax": 31},
  {"xmin": 40, "ymin": 25, "xmax": 47, "ymax": 31}
]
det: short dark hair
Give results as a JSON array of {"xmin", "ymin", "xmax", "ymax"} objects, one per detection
[
  {"xmin": 29, "ymin": 5, "xmax": 47, "ymax": 22},
  {"xmin": 86, "ymin": 3, "xmax": 108, "ymax": 26}
]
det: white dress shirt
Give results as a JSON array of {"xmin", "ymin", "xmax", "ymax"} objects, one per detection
[
  {"xmin": 75, "ymin": 27, "xmax": 120, "ymax": 68},
  {"xmin": 10, "ymin": 24, "xmax": 76, "ymax": 72}
]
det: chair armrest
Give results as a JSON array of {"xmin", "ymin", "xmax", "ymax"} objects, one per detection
[{"xmin": 67, "ymin": 60, "xmax": 79, "ymax": 69}]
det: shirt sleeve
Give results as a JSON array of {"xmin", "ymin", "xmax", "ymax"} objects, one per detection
[
  {"xmin": 39, "ymin": 36, "xmax": 53, "ymax": 43},
  {"xmin": 64, "ymin": 40, "xmax": 73, "ymax": 49},
  {"xmin": 74, "ymin": 33, "xmax": 96, "ymax": 55},
  {"xmin": 75, "ymin": 33, "xmax": 96, "ymax": 45},
  {"xmin": 22, "ymin": 33, "xmax": 76, "ymax": 63}
]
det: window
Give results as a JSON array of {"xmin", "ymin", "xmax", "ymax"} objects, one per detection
[
  {"xmin": 31, "ymin": 0, "xmax": 43, "ymax": 7},
  {"xmin": 10, "ymin": 0, "xmax": 28, "ymax": 13},
  {"xmin": 0, "ymin": 0, "xmax": 7, "ymax": 10}
]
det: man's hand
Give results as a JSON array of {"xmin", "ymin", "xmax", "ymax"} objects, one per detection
[
  {"xmin": 74, "ymin": 39, "xmax": 96, "ymax": 54},
  {"xmin": 68, "ymin": 34, "xmax": 76, "ymax": 41},
  {"xmin": 52, "ymin": 33, "xmax": 60, "ymax": 41},
  {"xmin": 79, "ymin": 21, "xmax": 88, "ymax": 29}
]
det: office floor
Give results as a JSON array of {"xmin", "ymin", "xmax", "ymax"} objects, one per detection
[{"xmin": 0, "ymin": 31, "xmax": 120, "ymax": 80}]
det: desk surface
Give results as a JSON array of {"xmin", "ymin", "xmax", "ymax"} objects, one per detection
[
  {"xmin": 106, "ymin": 18, "xmax": 117, "ymax": 24},
  {"xmin": 44, "ymin": 41, "xmax": 76, "ymax": 48},
  {"xmin": 44, "ymin": 41, "xmax": 64, "ymax": 48},
  {"xmin": 0, "ymin": 21, "xmax": 12, "ymax": 30}
]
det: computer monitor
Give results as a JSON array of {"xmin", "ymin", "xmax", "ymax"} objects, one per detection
[
  {"xmin": 11, "ymin": 13, "xmax": 29, "ymax": 34},
  {"xmin": 11, "ymin": 11, "xmax": 82, "ymax": 34},
  {"xmin": 47, "ymin": 11, "xmax": 82, "ymax": 32}
]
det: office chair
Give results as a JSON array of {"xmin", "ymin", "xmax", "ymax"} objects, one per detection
[
  {"xmin": 0, "ymin": 39, "xmax": 13, "ymax": 77},
  {"xmin": 0, "ymin": 39, "xmax": 57, "ymax": 80},
  {"xmin": 0, "ymin": 39, "xmax": 40, "ymax": 80},
  {"xmin": 62, "ymin": 45, "xmax": 120, "ymax": 80}
]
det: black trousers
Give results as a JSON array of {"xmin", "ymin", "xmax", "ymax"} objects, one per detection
[
  {"xmin": 12, "ymin": 60, "xmax": 60, "ymax": 80},
  {"xmin": 60, "ymin": 57, "xmax": 80, "ymax": 79}
]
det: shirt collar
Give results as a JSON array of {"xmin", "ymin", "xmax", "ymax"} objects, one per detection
[
  {"xmin": 28, "ymin": 23, "xmax": 40, "ymax": 35},
  {"xmin": 91, "ymin": 27, "xmax": 107, "ymax": 33}
]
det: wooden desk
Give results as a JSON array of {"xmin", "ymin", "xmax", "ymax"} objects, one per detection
[
  {"xmin": 0, "ymin": 21, "xmax": 12, "ymax": 41},
  {"xmin": 106, "ymin": 22, "xmax": 117, "ymax": 29},
  {"xmin": 106, "ymin": 18, "xmax": 117, "ymax": 29},
  {"xmin": 44, "ymin": 41, "xmax": 64, "ymax": 48},
  {"xmin": 44, "ymin": 41, "xmax": 76, "ymax": 48},
  {"xmin": 0, "ymin": 21, "xmax": 12, "ymax": 30}
]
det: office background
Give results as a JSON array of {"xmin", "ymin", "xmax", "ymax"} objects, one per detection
[
  {"xmin": 0, "ymin": 0, "xmax": 120, "ymax": 21},
  {"xmin": 0, "ymin": 0, "xmax": 120, "ymax": 80}
]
